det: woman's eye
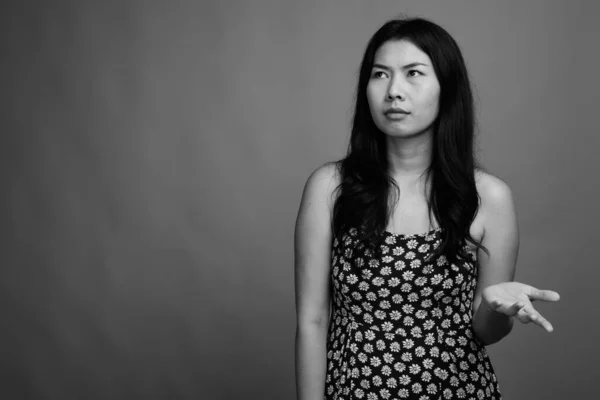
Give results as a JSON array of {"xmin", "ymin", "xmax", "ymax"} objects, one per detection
[
  {"xmin": 372, "ymin": 71, "xmax": 387, "ymax": 78},
  {"xmin": 408, "ymin": 70, "xmax": 422, "ymax": 77}
]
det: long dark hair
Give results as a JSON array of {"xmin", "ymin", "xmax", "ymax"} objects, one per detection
[{"xmin": 331, "ymin": 17, "xmax": 487, "ymax": 263}]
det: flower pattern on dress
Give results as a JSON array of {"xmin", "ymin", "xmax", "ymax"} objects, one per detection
[{"xmin": 325, "ymin": 227, "xmax": 501, "ymax": 400}]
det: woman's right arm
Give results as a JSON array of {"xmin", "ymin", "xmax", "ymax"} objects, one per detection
[{"xmin": 294, "ymin": 163, "xmax": 338, "ymax": 400}]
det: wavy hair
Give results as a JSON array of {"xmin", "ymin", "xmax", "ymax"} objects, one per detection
[{"xmin": 331, "ymin": 17, "xmax": 487, "ymax": 263}]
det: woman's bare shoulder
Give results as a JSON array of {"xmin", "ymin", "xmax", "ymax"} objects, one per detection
[
  {"xmin": 475, "ymin": 169, "xmax": 513, "ymax": 207},
  {"xmin": 303, "ymin": 161, "xmax": 342, "ymax": 210},
  {"xmin": 307, "ymin": 161, "xmax": 341, "ymax": 183},
  {"xmin": 474, "ymin": 169, "xmax": 516, "ymax": 236}
]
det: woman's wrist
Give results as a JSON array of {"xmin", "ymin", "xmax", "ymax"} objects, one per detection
[{"xmin": 472, "ymin": 298, "xmax": 514, "ymax": 345}]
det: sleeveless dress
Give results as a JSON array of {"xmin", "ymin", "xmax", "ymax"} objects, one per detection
[{"xmin": 324, "ymin": 227, "xmax": 501, "ymax": 400}]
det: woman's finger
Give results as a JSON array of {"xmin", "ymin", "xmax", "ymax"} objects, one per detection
[
  {"xmin": 533, "ymin": 313, "xmax": 554, "ymax": 332},
  {"xmin": 528, "ymin": 288, "xmax": 560, "ymax": 303},
  {"xmin": 527, "ymin": 311, "xmax": 554, "ymax": 332},
  {"xmin": 504, "ymin": 301, "xmax": 526, "ymax": 316},
  {"xmin": 515, "ymin": 308, "xmax": 532, "ymax": 324},
  {"xmin": 492, "ymin": 300, "xmax": 526, "ymax": 316},
  {"xmin": 515, "ymin": 308, "xmax": 554, "ymax": 332}
]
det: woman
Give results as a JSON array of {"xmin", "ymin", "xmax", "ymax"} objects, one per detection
[{"xmin": 294, "ymin": 17, "xmax": 560, "ymax": 400}]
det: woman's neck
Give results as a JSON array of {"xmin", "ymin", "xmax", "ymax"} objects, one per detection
[{"xmin": 385, "ymin": 132, "xmax": 433, "ymax": 180}]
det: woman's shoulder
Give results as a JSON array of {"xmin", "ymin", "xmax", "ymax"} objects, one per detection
[
  {"xmin": 308, "ymin": 160, "xmax": 341, "ymax": 182},
  {"xmin": 474, "ymin": 168, "xmax": 515, "ymax": 214},
  {"xmin": 302, "ymin": 161, "xmax": 342, "ymax": 209}
]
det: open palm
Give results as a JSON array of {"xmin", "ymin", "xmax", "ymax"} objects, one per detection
[{"xmin": 482, "ymin": 282, "xmax": 560, "ymax": 332}]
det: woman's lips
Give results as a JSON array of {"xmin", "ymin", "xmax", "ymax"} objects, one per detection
[
  {"xmin": 385, "ymin": 108, "xmax": 409, "ymax": 114},
  {"xmin": 385, "ymin": 110, "xmax": 409, "ymax": 119}
]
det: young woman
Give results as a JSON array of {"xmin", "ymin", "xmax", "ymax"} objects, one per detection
[{"xmin": 294, "ymin": 17, "xmax": 560, "ymax": 400}]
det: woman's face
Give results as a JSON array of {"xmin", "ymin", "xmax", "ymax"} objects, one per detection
[{"xmin": 366, "ymin": 39, "xmax": 441, "ymax": 139}]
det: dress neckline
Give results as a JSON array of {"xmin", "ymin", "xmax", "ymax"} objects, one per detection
[{"xmin": 383, "ymin": 227, "xmax": 442, "ymax": 239}]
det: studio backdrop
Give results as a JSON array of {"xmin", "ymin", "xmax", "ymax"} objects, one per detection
[{"xmin": 1, "ymin": 1, "xmax": 598, "ymax": 399}]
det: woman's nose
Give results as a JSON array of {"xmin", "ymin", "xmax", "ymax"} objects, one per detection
[{"xmin": 386, "ymin": 78, "xmax": 406, "ymax": 100}]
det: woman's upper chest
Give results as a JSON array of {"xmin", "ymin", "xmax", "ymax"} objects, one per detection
[{"xmin": 387, "ymin": 189, "xmax": 485, "ymax": 254}]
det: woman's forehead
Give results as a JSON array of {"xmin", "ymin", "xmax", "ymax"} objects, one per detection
[{"xmin": 374, "ymin": 40, "xmax": 431, "ymax": 67}]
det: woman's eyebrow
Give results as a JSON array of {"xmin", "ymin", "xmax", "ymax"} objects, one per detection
[{"xmin": 372, "ymin": 62, "xmax": 429, "ymax": 70}]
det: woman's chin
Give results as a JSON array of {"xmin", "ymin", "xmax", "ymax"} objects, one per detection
[{"xmin": 383, "ymin": 129, "xmax": 426, "ymax": 139}]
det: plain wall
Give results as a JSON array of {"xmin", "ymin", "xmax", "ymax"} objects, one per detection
[{"xmin": 1, "ymin": 0, "xmax": 598, "ymax": 399}]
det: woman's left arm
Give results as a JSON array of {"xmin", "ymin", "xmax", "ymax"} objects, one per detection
[{"xmin": 471, "ymin": 176, "xmax": 560, "ymax": 345}]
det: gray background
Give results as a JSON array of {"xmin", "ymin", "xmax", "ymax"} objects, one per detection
[{"xmin": 1, "ymin": 0, "xmax": 598, "ymax": 399}]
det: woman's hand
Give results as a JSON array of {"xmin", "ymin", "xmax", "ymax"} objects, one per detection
[{"xmin": 481, "ymin": 282, "xmax": 560, "ymax": 332}]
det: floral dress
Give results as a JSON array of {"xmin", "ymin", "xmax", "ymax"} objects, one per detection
[{"xmin": 324, "ymin": 227, "xmax": 501, "ymax": 400}]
